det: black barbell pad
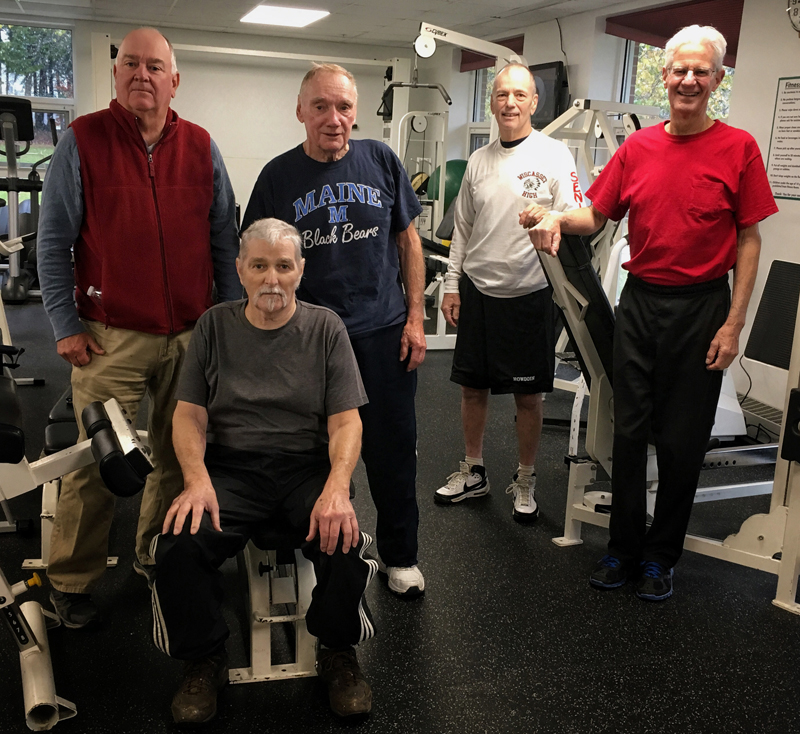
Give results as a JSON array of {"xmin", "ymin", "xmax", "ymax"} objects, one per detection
[{"xmin": 81, "ymin": 401, "xmax": 111, "ymax": 439}]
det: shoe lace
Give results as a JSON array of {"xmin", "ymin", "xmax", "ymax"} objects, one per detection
[
  {"xmin": 640, "ymin": 561, "xmax": 666, "ymax": 579},
  {"xmin": 505, "ymin": 475, "xmax": 533, "ymax": 504},
  {"xmin": 600, "ymin": 555, "xmax": 621, "ymax": 569},
  {"xmin": 182, "ymin": 658, "xmax": 221, "ymax": 696},
  {"xmin": 444, "ymin": 462, "xmax": 472, "ymax": 489},
  {"xmin": 319, "ymin": 650, "xmax": 359, "ymax": 684}
]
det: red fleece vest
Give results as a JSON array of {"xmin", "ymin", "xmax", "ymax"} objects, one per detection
[{"xmin": 70, "ymin": 100, "xmax": 214, "ymax": 334}]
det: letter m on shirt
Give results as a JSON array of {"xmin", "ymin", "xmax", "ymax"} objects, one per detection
[
  {"xmin": 293, "ymin": 191, "xmax": 318, "ymax": 222},
  {"xmin": 328, "ymin": 205, "xmax": 349, "ymax": 223}
]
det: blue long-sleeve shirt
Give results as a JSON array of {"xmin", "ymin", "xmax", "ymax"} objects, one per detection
[{"xmin": 38, "ymin": 127, "xmax": 241, "ymax": 341}]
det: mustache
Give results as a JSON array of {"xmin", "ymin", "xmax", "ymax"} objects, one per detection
[{"xmin": 255, "ymin": 285, "xmax": 288, "ymax": 312}]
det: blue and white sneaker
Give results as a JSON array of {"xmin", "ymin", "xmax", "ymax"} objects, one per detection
[
  {"xmin": 635, "ymin": 561, "xmax": 674, "ymax": 601},
  {"xmin": 589, "ymin": 555, "xmax": 629, "ymax": 589},
  {"xmin": 434, "ymin": 462, "xmax": 490, "ymax": 504}
]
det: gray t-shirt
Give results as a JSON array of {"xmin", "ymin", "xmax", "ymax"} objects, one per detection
[{"xmin": 177, "ymin": 299, "xmax": 368, "ymax": 454}]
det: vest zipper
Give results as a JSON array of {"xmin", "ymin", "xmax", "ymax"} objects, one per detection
[{"xmin": 148, "ymin": 152, "xmax": 174, "ymax": 334}]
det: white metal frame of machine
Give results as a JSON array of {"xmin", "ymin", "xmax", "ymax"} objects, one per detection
[
  {"xmin": 407, "ymin": 23, "xmax": 527, "ymax": 350},
  {"xmin": 1, "ymin": 565, "xmax": 77, "ymax": 730},
  {"xmin": 229, "ymin": 543, "xmax": 317, "ymax": 684},
  {"xmin": 0, "ymin": 399, "xmax": 148, "ymax": 570},
  {"xmin": 542, "ymin": 99, "xmax": 660, "ymax": 395}
]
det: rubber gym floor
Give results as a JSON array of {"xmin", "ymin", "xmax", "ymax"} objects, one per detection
[{"xmin": 1, "ymin": 299, "xmax": 799, "ymax": 734}]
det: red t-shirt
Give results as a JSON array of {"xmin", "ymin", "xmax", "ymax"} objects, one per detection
[{"xmin": 586, "ymin": 121, "xmax": 778, "ymax": 286}]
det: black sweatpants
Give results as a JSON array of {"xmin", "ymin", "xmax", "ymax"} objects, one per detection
[
  {"xmin": 349, "ymin": 322, "xmax": 419, "ymax": 567},
  {"xmin": 151, "ymin": 444, "xmax": 377, "ymax": 661},
  {"xmin": 608, "ymin": 274, "xmax": 730, "ymax": 568}
]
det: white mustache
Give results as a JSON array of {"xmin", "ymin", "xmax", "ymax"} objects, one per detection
[{"xmin": 255, "ymin": 285, "xmax": 288, "ymax": 312}]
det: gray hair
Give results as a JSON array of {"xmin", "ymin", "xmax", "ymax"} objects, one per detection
[
  {"xmin": 299, "ymin": 62, "xmax": 358, "ymax": 100},
  {"xmin": 665, "ymin": 25, "xmax": 727, "ymax": 71},
  {"xmin": 115, "ymin": 28, "xmax": 178, "ymax": 74},
  {"xmin": 493, "ymin": 63, "xmax": 536, "ymax": 95},
  {"xmin": 239, "ymin": 218, "xmax": 303, "ymax": 262}
]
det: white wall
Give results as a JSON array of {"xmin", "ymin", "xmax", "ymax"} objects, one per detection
[
  {"xmin": 726, "ymin": 0, "xmax": 800, "ymax": 410},
  {"xmin": 171, "ymin": 57, "xmax": 386, "ymax": 207}
]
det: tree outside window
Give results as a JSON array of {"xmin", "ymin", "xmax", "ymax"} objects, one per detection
[
  {"xmin": 0, "ymin": 25, "xmax": 73, "ymax": 168},
  {"xmin": 0, "ymin": 25, "xmax": 73, "ymax": 99}
]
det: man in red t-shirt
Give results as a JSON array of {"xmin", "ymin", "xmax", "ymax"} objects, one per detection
[{"xmin": 524, "ymin": 24, "xmax": 778, "ymax": 601}]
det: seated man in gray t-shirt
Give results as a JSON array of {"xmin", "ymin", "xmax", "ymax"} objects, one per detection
[{"xmin": 150, "ymin": 218, "xmax": 375, "ymax": 725}]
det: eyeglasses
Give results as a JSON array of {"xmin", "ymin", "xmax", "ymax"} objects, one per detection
[{"xmin": 669, "ymin": 66, "xmax": 715, "ymax": 79}]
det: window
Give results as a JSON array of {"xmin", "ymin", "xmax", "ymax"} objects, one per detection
[
  {"xmin": 468, "ymin": 133, "xmax": 490, "ymax": 155},
  {"xmin": 467, "ymin": 68, "xmax": 495, "ymax": 154},
  {"xmin": 621, "ymin": 41, "xmax": 735, "ymax": 120},
  {"xmin": 472, "ymin": 67, "xmax": 495, "ymax": 123},
  {"xmin": 0, "ymin": 24, "xmax": 74, "ymax": 169}
]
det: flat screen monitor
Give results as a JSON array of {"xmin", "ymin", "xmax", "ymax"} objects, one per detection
[{"xmin": 528, "ymin": 61, "xmax": 569, "ymax": 129}]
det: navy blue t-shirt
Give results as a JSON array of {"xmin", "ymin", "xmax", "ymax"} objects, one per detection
[{"xmin": 242, "ymin": 139, "xmax": 422, "ymax": 336}]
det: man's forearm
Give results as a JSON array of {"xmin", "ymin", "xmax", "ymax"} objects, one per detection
[
  {"xmin": 559, "ymin": 205, "xmax": 608, "ymax": 235},
  {"xmin": 326, "ymin": 412, "xmax": 362, "ymax": 494},
  {"xmin": 396, "ymin": 225, "xmax": 426, "ymax": 322},
  {"xmin": 172, "ymin": 406, "xmax": 210, "ymax": 484},
  {"xmin": 727, "ymin": 225, "xmax": 762, "ymax": 331}
]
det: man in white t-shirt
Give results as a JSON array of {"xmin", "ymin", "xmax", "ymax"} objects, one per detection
[{"xmin": 435, "ymin": 63, "xmax": 583, "ymax": 521}]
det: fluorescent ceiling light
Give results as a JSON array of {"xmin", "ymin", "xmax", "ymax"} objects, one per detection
[{"xmin": 241, "ymin": 4, "xmax": 329, "ymax": 27}]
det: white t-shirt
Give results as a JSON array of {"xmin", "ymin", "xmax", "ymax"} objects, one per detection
[{"xmin": 445, "ymin": 130, "xmax": 583, "ymax": 298}]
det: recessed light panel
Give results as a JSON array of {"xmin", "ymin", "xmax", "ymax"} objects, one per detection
[{"xmin": 241, "ymin": 4, "xmax": 329, "ymax": 27}]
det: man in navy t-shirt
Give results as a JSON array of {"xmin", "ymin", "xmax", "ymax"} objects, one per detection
[{"xmin": 242, "ymin": 63, "xmax": 427, "ymax": 596}]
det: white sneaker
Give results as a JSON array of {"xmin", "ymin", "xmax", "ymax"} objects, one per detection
[
  {"xmin": 434, "ymin": 461, "xmax": 490, "ymax": 504},
  {"xmin": 376, "ymin": 558, "xmax": 425, "ymax": 597},
  {"xmin": 505, "ymin": 473, "xmax": 539, "ymax": 523}
]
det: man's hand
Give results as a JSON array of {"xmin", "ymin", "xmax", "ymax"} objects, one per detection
[
  {"xmin": 400, "ymin": 318, "xmax": 427, "ymax": 371},
  {"xmin": 528, "ymin": 212, "xmax": 563, "ymax": 257},
  {"xmin": 162, "ymin": 477, "xmax": 221, "ymax": 536},
  {"xmin": 57, "ymin": 332, "xmax": 105, "ymax": 367},
  {"xmin": 441, "ymin": 293, "xmax": 460, "ymax": 327},
  {"xmin": 519, "ymin": 203, "xmax": 549, "ymax": 229},
  {"xmin": 306, "ymin": 486, "xmax": 359, "ymax": 555},
  {"xmin": 706, "ymin": 323, "xmax": 741, "ymax": 371}
]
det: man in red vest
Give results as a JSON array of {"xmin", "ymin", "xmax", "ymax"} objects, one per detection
[{"xmin": 37, "ymin": 27, "xmax": 240, "ymax": 628}]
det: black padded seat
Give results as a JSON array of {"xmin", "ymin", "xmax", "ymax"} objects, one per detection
[
  {"xmin": 552, "ymin": 235, "xmax": 616, "ymax": 390},
  {"xmin": 48, "ymin": 385, "xmax": 75, "ymax": 424},
  {"xmin": 251, "ymin": 521, "xmax": 307, "ymax": 565},
  {"xmin": 44, "ymin": 421, "xmax": 79, "ymax": 455}
]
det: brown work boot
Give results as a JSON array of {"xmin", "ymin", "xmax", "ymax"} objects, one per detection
[
  {"xmin": 171, "ymin": 649, "xmax": 228, "ymax": 725},
  {"xmin": 316, "ymin": 647, "xmax": 372, "ymax": 718}
]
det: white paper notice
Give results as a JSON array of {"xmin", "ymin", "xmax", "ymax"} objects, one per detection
[{"xmin": 767, "ymin": 77, "xmax": 800, "ymax": 201}]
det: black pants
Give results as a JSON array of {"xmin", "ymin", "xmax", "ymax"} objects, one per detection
[
  {"xmin": 151, "ymin": 445, "xmax": 377, "ymax": 660},
  {"xmin": 608, "ymin": 274, "xmax": 730, "ymax": 568},
  {"xmin": 350, "ymin": 322, "xmax": 419, "ymax": 567}
]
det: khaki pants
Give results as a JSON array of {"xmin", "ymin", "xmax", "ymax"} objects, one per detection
[{"xmin": 47, "ymin": 321, "xmax": 193, "ymax": 593}]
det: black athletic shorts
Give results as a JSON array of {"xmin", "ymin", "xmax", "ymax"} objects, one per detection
[{"xmin": 450, "ymin": 275, "xmax": 555, "ymax": 395}]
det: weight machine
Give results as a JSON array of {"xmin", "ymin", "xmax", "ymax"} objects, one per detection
[
  {"xmin": 0, "ymin": 96, "xmax": 58, "ymax": 305},
  {"xmin": 1, "ymin": 335, "xmax": 153, "ymax": 728}
]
